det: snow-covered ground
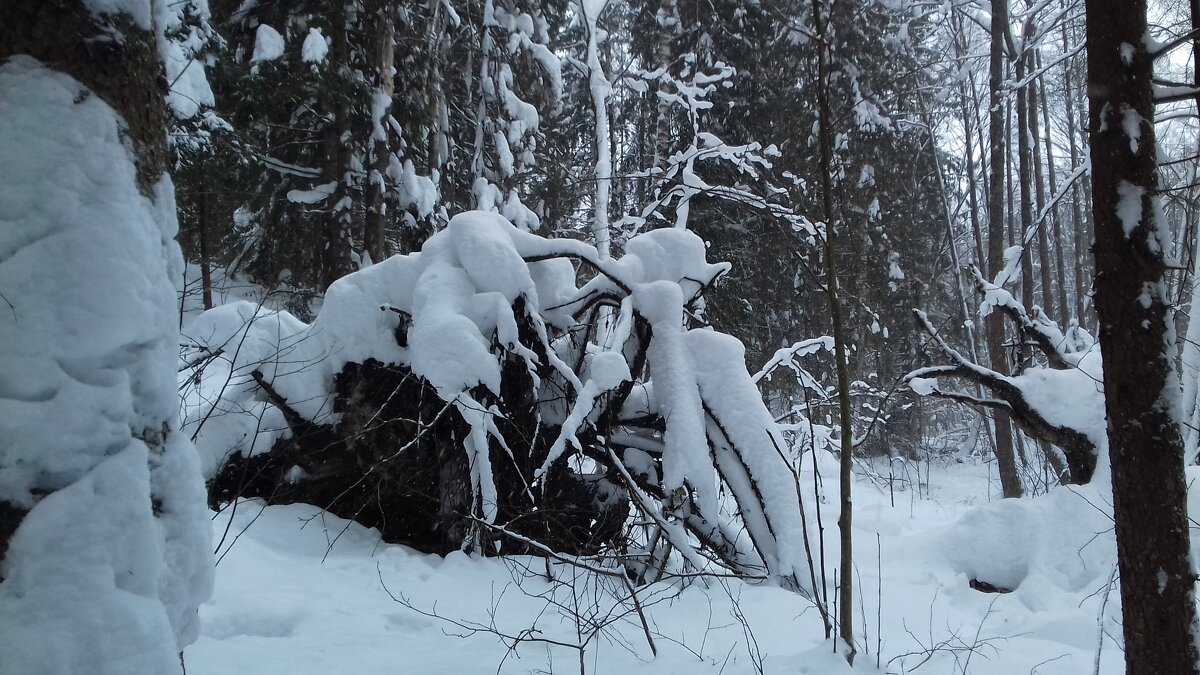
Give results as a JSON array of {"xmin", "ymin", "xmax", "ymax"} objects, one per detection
[{"xmin": 185, "ymin": 458, "xmax": 1143, "ymax": 674}]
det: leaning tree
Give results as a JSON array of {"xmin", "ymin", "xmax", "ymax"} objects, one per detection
[{"xmin": 906, "ymin": 263, "xmax": 1104, "ymax": 486}]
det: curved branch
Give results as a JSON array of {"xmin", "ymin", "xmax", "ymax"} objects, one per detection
[{"xmin": 908, "ymin": 313, "xmax": 1098, "ymax": 483}]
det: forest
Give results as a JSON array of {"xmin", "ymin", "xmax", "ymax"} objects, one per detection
[{"xmin": 2, "ymin": 0, "xmax": 1200, "ymax": 672}]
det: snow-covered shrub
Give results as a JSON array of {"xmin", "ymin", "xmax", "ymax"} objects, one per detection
[
  {"xmin": 0, "ymin": 58, "xmax": 212, "ymax": 673},
  {"xmin": 184, "ymin": 211, "xmax": 811, "ymax": 588}
]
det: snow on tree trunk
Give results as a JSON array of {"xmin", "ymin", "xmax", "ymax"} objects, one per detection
[
  {"xmin": 0, "ymin": 4, "xmax": 213, "ymax": 668},
  {"xmin": 1086, "ymin": 0, "xmax": 1200, "ymax": 671},
  {"xmin": 582, "ymin": 0, "xmax": 612, "ymax": 258}
]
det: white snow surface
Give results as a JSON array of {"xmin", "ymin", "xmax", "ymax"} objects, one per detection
[
  {"xmin": 184, "ymin": 457, "xmax": 1175, "ymax": 674},
  {"xmin": 688, "ymin": 330, "xmax": 808, "ymax": 586},
  {"xmin": 0, "ymin": 57, "xmax": 212, "ymax": 673},
  {"xmin": 1116, "ymin": 180, "xmax": 1146, "ymax": 238},
  {"xmin": 1012, "ymin": 348, "xmax": 1108, "ymax": 455}
]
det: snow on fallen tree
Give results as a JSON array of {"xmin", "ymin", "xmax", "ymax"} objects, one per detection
[
  {"xmin": 184, "ymin": 211, "xmax": 812, "ymax": 589},
  {"xmin": 905, "ymin": 264, "xmax": 1105, "ymax": 484}
]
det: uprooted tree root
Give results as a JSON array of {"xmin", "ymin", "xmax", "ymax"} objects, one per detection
[{"xmin": 208, "ymin": 354, "xmax": 630, "ymax": 556}]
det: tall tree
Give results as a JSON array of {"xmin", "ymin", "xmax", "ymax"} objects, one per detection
[
  {"xmin": 1086, "ymin": 0, "xmax": 1200, "ymax": 671},
  {"xmin": 986, "ymin": 0, "xmax": 1024, "ymax": 497}
]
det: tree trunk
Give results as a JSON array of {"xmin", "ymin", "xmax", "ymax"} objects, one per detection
[
  {"xmin": 1086, "ymin": 1, "xmax": 1200, "ymax": 671},
  {"xmin": 199, "ymin": 190, "xmax": 214, "ymax": 310},
  {"xmin": 1, "ymin": 1, "xmax": 210, "ymax": 668},
  {"xmin": 1037, "ymin": 49, "xmax": 1071, "ymax": 320},
  {"xmin": 1014, "ymin": 54, "xmax": 1035, "ymax": 331},
  {"xmin": 364, "ymin": 2, "xmax": 395, "ymax": 266},
  {"xmin": 813, "ymin": 0, "xmax": 855, "ymax": 661},
  {"xmin": 1063, "ymin": 21, "xmax": 1089, "ymax": 325},
  {"xmin": 322, "ymin": 1, "xmax": 355, "ymax": 289},
  {"xmin": 0, "ymin": 0, "xmax": 169, "ymax": 195},
  {"xmin": 987, "ymin": 0, "xmax": 1024, "ymax": 498},
  {"xmin": 1027, "ymin": 53, "xmax": 1055, "ymax": 317}
]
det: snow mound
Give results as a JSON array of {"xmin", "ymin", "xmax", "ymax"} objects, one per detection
[{"xmin": 938, "ymin": 483, "xmax": 1114, "ymax": 594}]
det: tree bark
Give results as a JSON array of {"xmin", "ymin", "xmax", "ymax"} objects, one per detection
[
  {"xmin": 1063, "ymin": 21, "xmax": 1089, "ymax": 325},
  {"xmin": 364, "ymin": 2, "xmax": 395, "ymax": 266},
  {"xmin": 1037, "ymin": 50, "xmax": 1071, "ymax": 320},
  {"xmin": 199, "ymin": 190, "xmax": 214, "ymax": 310},
  {"xmin": 0, "ymin": 0, "xmax": 168, "ymax": 196},
  {"xmin": 987, "ymin": 0, "xmax": 1024, "ymax": 498},
  {"xmin": 1027, "ymin": 51, "xmax": 1055, "ymax": 318},
  {"xmin": 813, "ymin": 0, "xmax": 855, "ymax": 661},
  {"xmin": 1086, "ymin": 1, "xmax": 1200, "ymax": 671},
  {"xmin": 1014, "ymin": 53, "xmax": 1035, "ymax": 335},
  {"xmin": 322, "ymin": 1, "xmax": 355, "ymax": 289}
]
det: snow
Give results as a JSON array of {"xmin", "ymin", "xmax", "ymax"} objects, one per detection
[
  {"xmin": 1121, "ymin": 104, "xmax": 1143, "ymax": 154},
  {"xmin": 83, "ymin": 0, "xmax": 152, "ymax": 30},
  {"xmin": 907, "ymin": 376, "xmax": 937, "ymax": 396},
  {"xmin": 387, "ymin": 156, "xmax": 438, "ymax": 218},
  {"xmin": 0, "ymin": 57, "xmax": 211, "ymax": 673},
  {"xmin": 300, "ymin": 28, "xmax": 328, "ymax": 64},
  {"xmin": 537, "ymin": 350, "xmax": 631, "ymax": 479},
  {"xmin": 252, "ymin": 25, "xmax": 285, "ymax": 63},
  {"xmin": 993, "ymin": 245, "xmax": 1024, "ymax": 288},
  {"xmin": 582, "ymin": 0, "xmax": 613, "ymax": 257},
  {"xmin": 1116, "ymin": 179, "xmax": 1146, "ymax": 237},
  {"xmin": 161, "ymin": 0, "xmax": 216, "ymax": 120},
  {"xmin": 688, "ymin": 330, "xmax": 809, "ymax": 587},
  {"xmin": 286, "ymin": 181, "xmax": 337, "ymax": 204},
  {"xmin": 637, "ymin": 283, "xmax": 715, "ymax": 513},
  {"xmin": 183, "ymin": 457, "xmax": 1158, "ymax": 675}
]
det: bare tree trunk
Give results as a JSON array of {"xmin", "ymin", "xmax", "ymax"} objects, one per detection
[
  {"xmin": 364, "ymin": 2, "xmax": 395, "ymax": 265},
  {"xmin": 813, "ymin": 0, "xmax": 855, "ymax": 662},
  {"xmin": 1086, "ymin": 1, "xmax": 1200, "ymax": 671},
  {"xmin": 1027, "ymin": 52, "xmax": 1055, "ymax": 317},
  {"xmin": 0, "ymin": 1, "xmax": 169, "ymax": 195},
  {"xmin": 1063, "ymin": 22, "xmax": 1089, "ymax": 325},
  {"xmin": 199, "ymin": 190, "xmax": 214, "ymax": 310},
  {"xmin": 987, "ymin": 0, "xmax": 1024, "ymax": 498},
  {"xmin": 1037, "ymin": 49, "xmax": 1071, "ymax": 319},
  {"xmin": 322, "ymin": 1, "xmax": 355, "ymax": 289},
  {"xmin": 1072, "ymin": 32, "xmax": 1097, "ymax": 329},
  {"xmin": 955, "ymin": 16, "xmax": 988, "ymax": 270},
  {"xmin": 1014, "ymin": 54, "xmax": 1035, "ymax": 327}
]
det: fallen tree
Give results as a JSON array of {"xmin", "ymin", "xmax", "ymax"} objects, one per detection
[
  {"xmin": 905, "ymin": 263, "xmax": 1105, "ymax": 485},
  {"xmin": 184, "ymin": 211, "xmax": 816, "ymax": 590}
]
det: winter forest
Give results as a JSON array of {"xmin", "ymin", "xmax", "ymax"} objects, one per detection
[{"xmin": 4, "ymin": 0, "xmax": 1200, "ymax": 672}]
